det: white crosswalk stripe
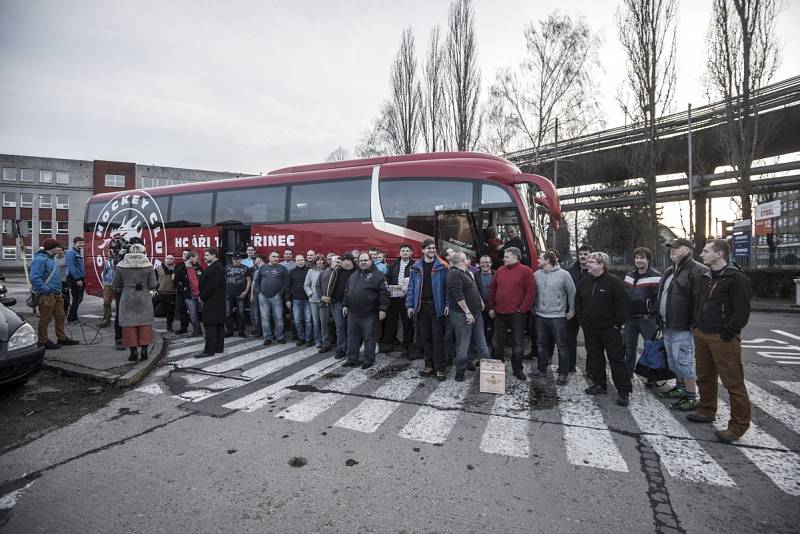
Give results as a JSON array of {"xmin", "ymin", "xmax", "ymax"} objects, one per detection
[
  {"xmin": 201, "ymin": 342, "xmax": 290, "ymax": 373},
  {"xmin": 397, "ymin": 375, "xmax": 472, "ymax": 444},
  {"xmin": 557, "ymin": 373, "xmax": 628, "ymax": 472},
  {"xmin": 335, "ymin": 367, "xmax": 423, "ymax": 433},
  {"xmin": 770, "ymin": 380, "xmax": 800, "ymax": 399},
  {"xmin": 745, "ymin": 380, "xmax": 800, "ymax": 434},
  {"xmin": 279, "ymin": 360, "xmax": 393, "ymax": 422},
  {"xmin": 222, "ymin": 356, "xmax": 342, "ymax": 412},
  {"xmin": 715, "ymin": 399, "xmax": 800, "ymax": 496},
  {"xmin": 629, "ymin": 383, "xmax": 735, "ymax": 487},
  {"xmin": 479, "ymin": 365, "xmax": 531, "ymax": 458}
]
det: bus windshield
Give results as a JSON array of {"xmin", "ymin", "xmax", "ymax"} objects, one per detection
[{"xmin": 515, "ymin": 183, "xmax": 548, "ymax": 255}]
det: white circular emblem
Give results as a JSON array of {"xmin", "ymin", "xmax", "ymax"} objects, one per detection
[{"xmin": 90, "ymin": 190, "xmax": 167, "ymax": 280}]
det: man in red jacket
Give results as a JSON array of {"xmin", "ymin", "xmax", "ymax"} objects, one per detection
[{"xmin": 489, "ymin": 247, "xmax": 535, "ymax": 381}]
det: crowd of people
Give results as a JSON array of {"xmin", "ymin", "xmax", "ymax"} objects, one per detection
[{"xmin": 28, "ymin": 226, "xmax": 754, "ymax": 444}]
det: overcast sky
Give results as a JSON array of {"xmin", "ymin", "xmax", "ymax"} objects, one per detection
[{"xmin": 1, "ymin": 0, "xmax": 798, "ymax": 177}]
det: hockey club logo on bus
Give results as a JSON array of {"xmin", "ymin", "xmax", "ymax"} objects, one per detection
[{"xmin": 90, "ymin": 191, "xmax": 166, "ymax": 281}]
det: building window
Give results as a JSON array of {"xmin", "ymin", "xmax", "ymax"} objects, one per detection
[
  {"xmin": 1, "ymin": 220, "xmax": 10, "ymax": 236},
  {"xmin": 20, "ymin": 168, "xmax": 34, "ymax": 182},
  {"xmin": 40, "ymin": 170, "xmax": 53, "ymax": 183},
  {"xmin": 39, "ymin": 194, "xmax": 52, "ymax": 208},
  {"xmin": 56, "ymin": 221, "xmax": 69, "ymax": 235},
  {"xmin": 20, "ymin": 220, "xmax": 32, "ymax": 236},
  {"xmin": 105, "ymin": 174, "xmax": 125, "ymax": 188},
  {"xmin": 2, "ymin": 193, "xmax": 15, "ymax": 207},
  {"xmin": 2, "ymin": 168, "xmax": 15, "ymax": 181},
  {"xmin": 56, "ymin": 171, "xmax": 70, "ymax": 184},
  {"xmin": 56, "ymin": 195, "xmax": 69, "ymax": 209},
  {"xmin": 40, "ymin": 220, "xmax": 53, "ymax": 234},
  {"xmin": 20, "ymin": 193, "xmax": 33, "ymax": 208},
  {"xmin": 2, "ymin": 247, "xmax": 16, "ymax": 260},
  {"xmin": 140, "ymin": 177, "xmax": 154, "ymax": 188}
]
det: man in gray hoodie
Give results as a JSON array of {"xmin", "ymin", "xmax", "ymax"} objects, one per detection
[{"xmin": 532, "ymin": 250, "xmax": 576, "ymax": 385}]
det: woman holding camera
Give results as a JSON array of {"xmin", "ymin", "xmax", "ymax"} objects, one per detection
[{"xmin": 112, "ymin": 243, "xmax": 158, "ymax": 362}]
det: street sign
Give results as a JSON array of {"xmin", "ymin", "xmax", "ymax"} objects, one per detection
[
  {"xmin": 732, "ymin": 219, "xmax": 752, "ymax": 258},
  {"xmin": 754, "ymin": 200, "xmax": 782, "ymax": 221}
]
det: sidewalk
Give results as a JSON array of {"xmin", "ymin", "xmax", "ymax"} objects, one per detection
[
  {"xmin": 3, "ymin": 276, "xmax": 169, "ymax": 386},
  {"xmin": 750, "ymin": 298, "xmax": 800, "ymax": 314}
]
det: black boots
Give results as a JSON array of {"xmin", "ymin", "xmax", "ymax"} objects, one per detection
[
  {"xmin": 140, "ymin": 346, "xmax": 148, "ymax": 361},
  {"xmin": 128, "ymin": 348, "xmax": 138, "ymax": 362}
]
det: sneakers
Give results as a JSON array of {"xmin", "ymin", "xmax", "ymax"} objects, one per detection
[
  {"xmin": 263, "ymin": 339, "xmax": 272, "ymax": 346},
  {"xmin": 659, "ymin": 387, "xmax": 686, "ymax": 399},
  {"xmin": 58, "ymin": 337, "xmax": 79, "ymax": 346},
  {"xmin": 556, "ymin": 374, "xmax": 568, "ymax": 386},
  {"xmin": 436, "ymin": 371, "xmax": 446, "ymax": 382},
  {"xmin": 687, "ymin": 412, "xmax": 715, "ymax": 423},
  {"xmin": 40, "ymin": 340, "xmax": 61, "ymax": 350},
  {"xmin": 584, "ymin": 384, "xmax": 608, "ymax": 395},
  {"xmin": 715, "ymin": 429, "xmax": 741, "ymax": 444},
  {"xmin": 670, "ymin": 397, "xmax": 699, "ymax": 412},
  {"xmin": 616, "ymin": 393, "xmax": 630, "ymax": 407}
]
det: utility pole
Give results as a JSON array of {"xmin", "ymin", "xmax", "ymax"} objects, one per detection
[
  {"xmin": 687, "ymin": 103, "xmax": 694, "ymax": 241},
  {"xmin": 553, "ymin": 117, "xmax": 558, "ymax": 250}
]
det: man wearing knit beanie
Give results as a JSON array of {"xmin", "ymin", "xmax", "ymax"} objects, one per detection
[{"xmin": 30, "ymin": 239, "xmax": 80, "ymax": 349}]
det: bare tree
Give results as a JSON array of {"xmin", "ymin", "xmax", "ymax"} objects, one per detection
[
  {"xmin": 420, "ymin": 25, "xmax": 451, "ymax": 152},
  {"xmin": 325, "ymin": 146, "xmax": 351, "ymax": 162},
  {"xmin": 707, "ymin": 0, "xmax": 782, "ymax": 220},
  {"xmin": 378, "ymin": 28, "xmax": 422, "ymax": 155},
  {"xmin": 445, "ymin": 0, "xmax": 482, "ymax": 151},
  {"xmin": 354, "ymin": 119, "xmax": 391, "ymax": 158},
  {"xmin": 490, "ymin": 12, "xmax": 603, "ymax": 167},
  {"xmin": 616, "ymin": 0, "xmax": 678, "ymax": 250},
  {"xmin": 480, "ymin": 91, "xmax": 518, "ymax": 157}
]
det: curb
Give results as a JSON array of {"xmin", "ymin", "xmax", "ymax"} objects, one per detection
[
  {"xmin": 116, "ymin": 336, "xmax": 169, "ymax": 388},
  {"xmin": 41, "ymin": 334, "xmax": 169, "ymax": 388},
  {"xmin": 750, "ymin": 305, "xmax": 800, "ymax": 314}
]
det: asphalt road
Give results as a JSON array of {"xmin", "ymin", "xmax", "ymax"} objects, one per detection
[{"xmin": 1, "ymin": 282, "xmax": 798, "ymax": 533}]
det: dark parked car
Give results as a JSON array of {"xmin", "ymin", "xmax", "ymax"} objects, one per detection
[{"xmin": 0, "ymin": 279, "xmax": 45, "ymax": 386}]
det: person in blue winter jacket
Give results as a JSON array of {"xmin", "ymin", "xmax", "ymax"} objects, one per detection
[
  {"xmin": 30, "ymin": 238, "xmax": 79, "ymax": 349},
  {"xmin": 65, "ymin": 236, "xmax": 85, "ymax": 322}
]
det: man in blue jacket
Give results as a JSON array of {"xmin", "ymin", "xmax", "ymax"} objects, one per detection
[
  {"xmin": 407, "ymin": 239, "xmax": 450, "ymax": 381},
  {"xmin": 30, "ymin": 238, "xmax": 79, "ymax": 349},
  {"xmin": 65, "ymin": 236, "xmax": 85, "ymax": 322}
]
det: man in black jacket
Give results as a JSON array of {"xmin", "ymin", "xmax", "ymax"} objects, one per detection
[
  {"xmin": 342, "ymin": 253, "xmax": 390, "ymax": 369},
  {"xmin": 687, "ymin": 239, "xmax": 753, "ymax": 443},
  {"xmin": 380, "ymin": 244, "xmax": 415, "ymax": 357},
  {"xmin": 566, "ymin": 244, "xmax": 592, "ymax": 372},
  {"xmin": 198, "ymin": 250, "xmax": 226, "ymax": 357},
  {"xmin": 331, "ymin": 254, "xmax": 356, "ymax": 358},
  {"xmin": 656, "ymin": 238, "xmax": 708, "ymax": 411},
  {"xmin": 575, "ymin": 251, "xmax": 631, "ymax": 406}
]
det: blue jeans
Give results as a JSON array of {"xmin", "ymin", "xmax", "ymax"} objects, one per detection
[
  {"xmin": 310, "ymin": 302, "xmax": 323, "ymax": 345},
  {"xmin": 535, "ymin": 315, "xmax": 570, "ymax": 373},
  {"xmin": 333, "ymin": 302, "xmax": 347, "ymax": 353},
  {"xmin": 250, "ymin": 294, "xmax": 261, "ymax": 335},
  {"xmin": 184, "ymin": 296, "xmax": 201, "ymax": 335},
  {"xmin": 449, "ymin": 312, "xmax": 490, "ymax": 373},
  {"xmin": 663, "ymin": 328, "xmax": 695, "ymax": 382},
  {"xmin": 292, "ymin": 299, "xmax": 313, "ymax": 342},
  {"xmin": 259, "ymin": 293, "xmax": 285, "ymax": 341},
  {"xmin": 347, "ymin": 313, "xmax": 378, "ymax": 364},
  {"xmin": 226, "ymin": 295, "xmax": 246, "ymax": 334}
]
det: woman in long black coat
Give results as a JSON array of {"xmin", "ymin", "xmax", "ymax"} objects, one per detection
[{"xmin": 197, "ymin": 249, "xmax": 227, "ymax": 357}]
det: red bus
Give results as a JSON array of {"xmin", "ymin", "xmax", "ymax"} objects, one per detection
[{"xmin": 83, "ymin": 151, "xmax": 560, "ymax": 297}]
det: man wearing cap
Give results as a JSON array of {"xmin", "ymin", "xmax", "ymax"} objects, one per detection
[
  {"xmin": 656, "ymin": 238, "xmax": 708, "ymax": 411},
  {"xmin": 330, "ymin": 253, "xmax": 356, "ymax": 358},
  {"xmin": 65, "ymin": 236, "xmax": 85, "ymax": 322},
  {"xmin": 225, "ymin": 252, "xmax": 251, "ymax": 338},
  {"xmin": 30, "ymin": 239, "xmax": 79, "ymax": 349}
]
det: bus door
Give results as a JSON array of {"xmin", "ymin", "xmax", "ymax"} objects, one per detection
[
  {"xmin": 434, "ymin": 210, "xmax": 479, "ymax": 263},
  {"xmin": 477, "ymin": 208, "xmax": 531, "ymax": 267},
  {"xmin": 219, "ymin": 225, "xmax": 251, "ymax": 265}
]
